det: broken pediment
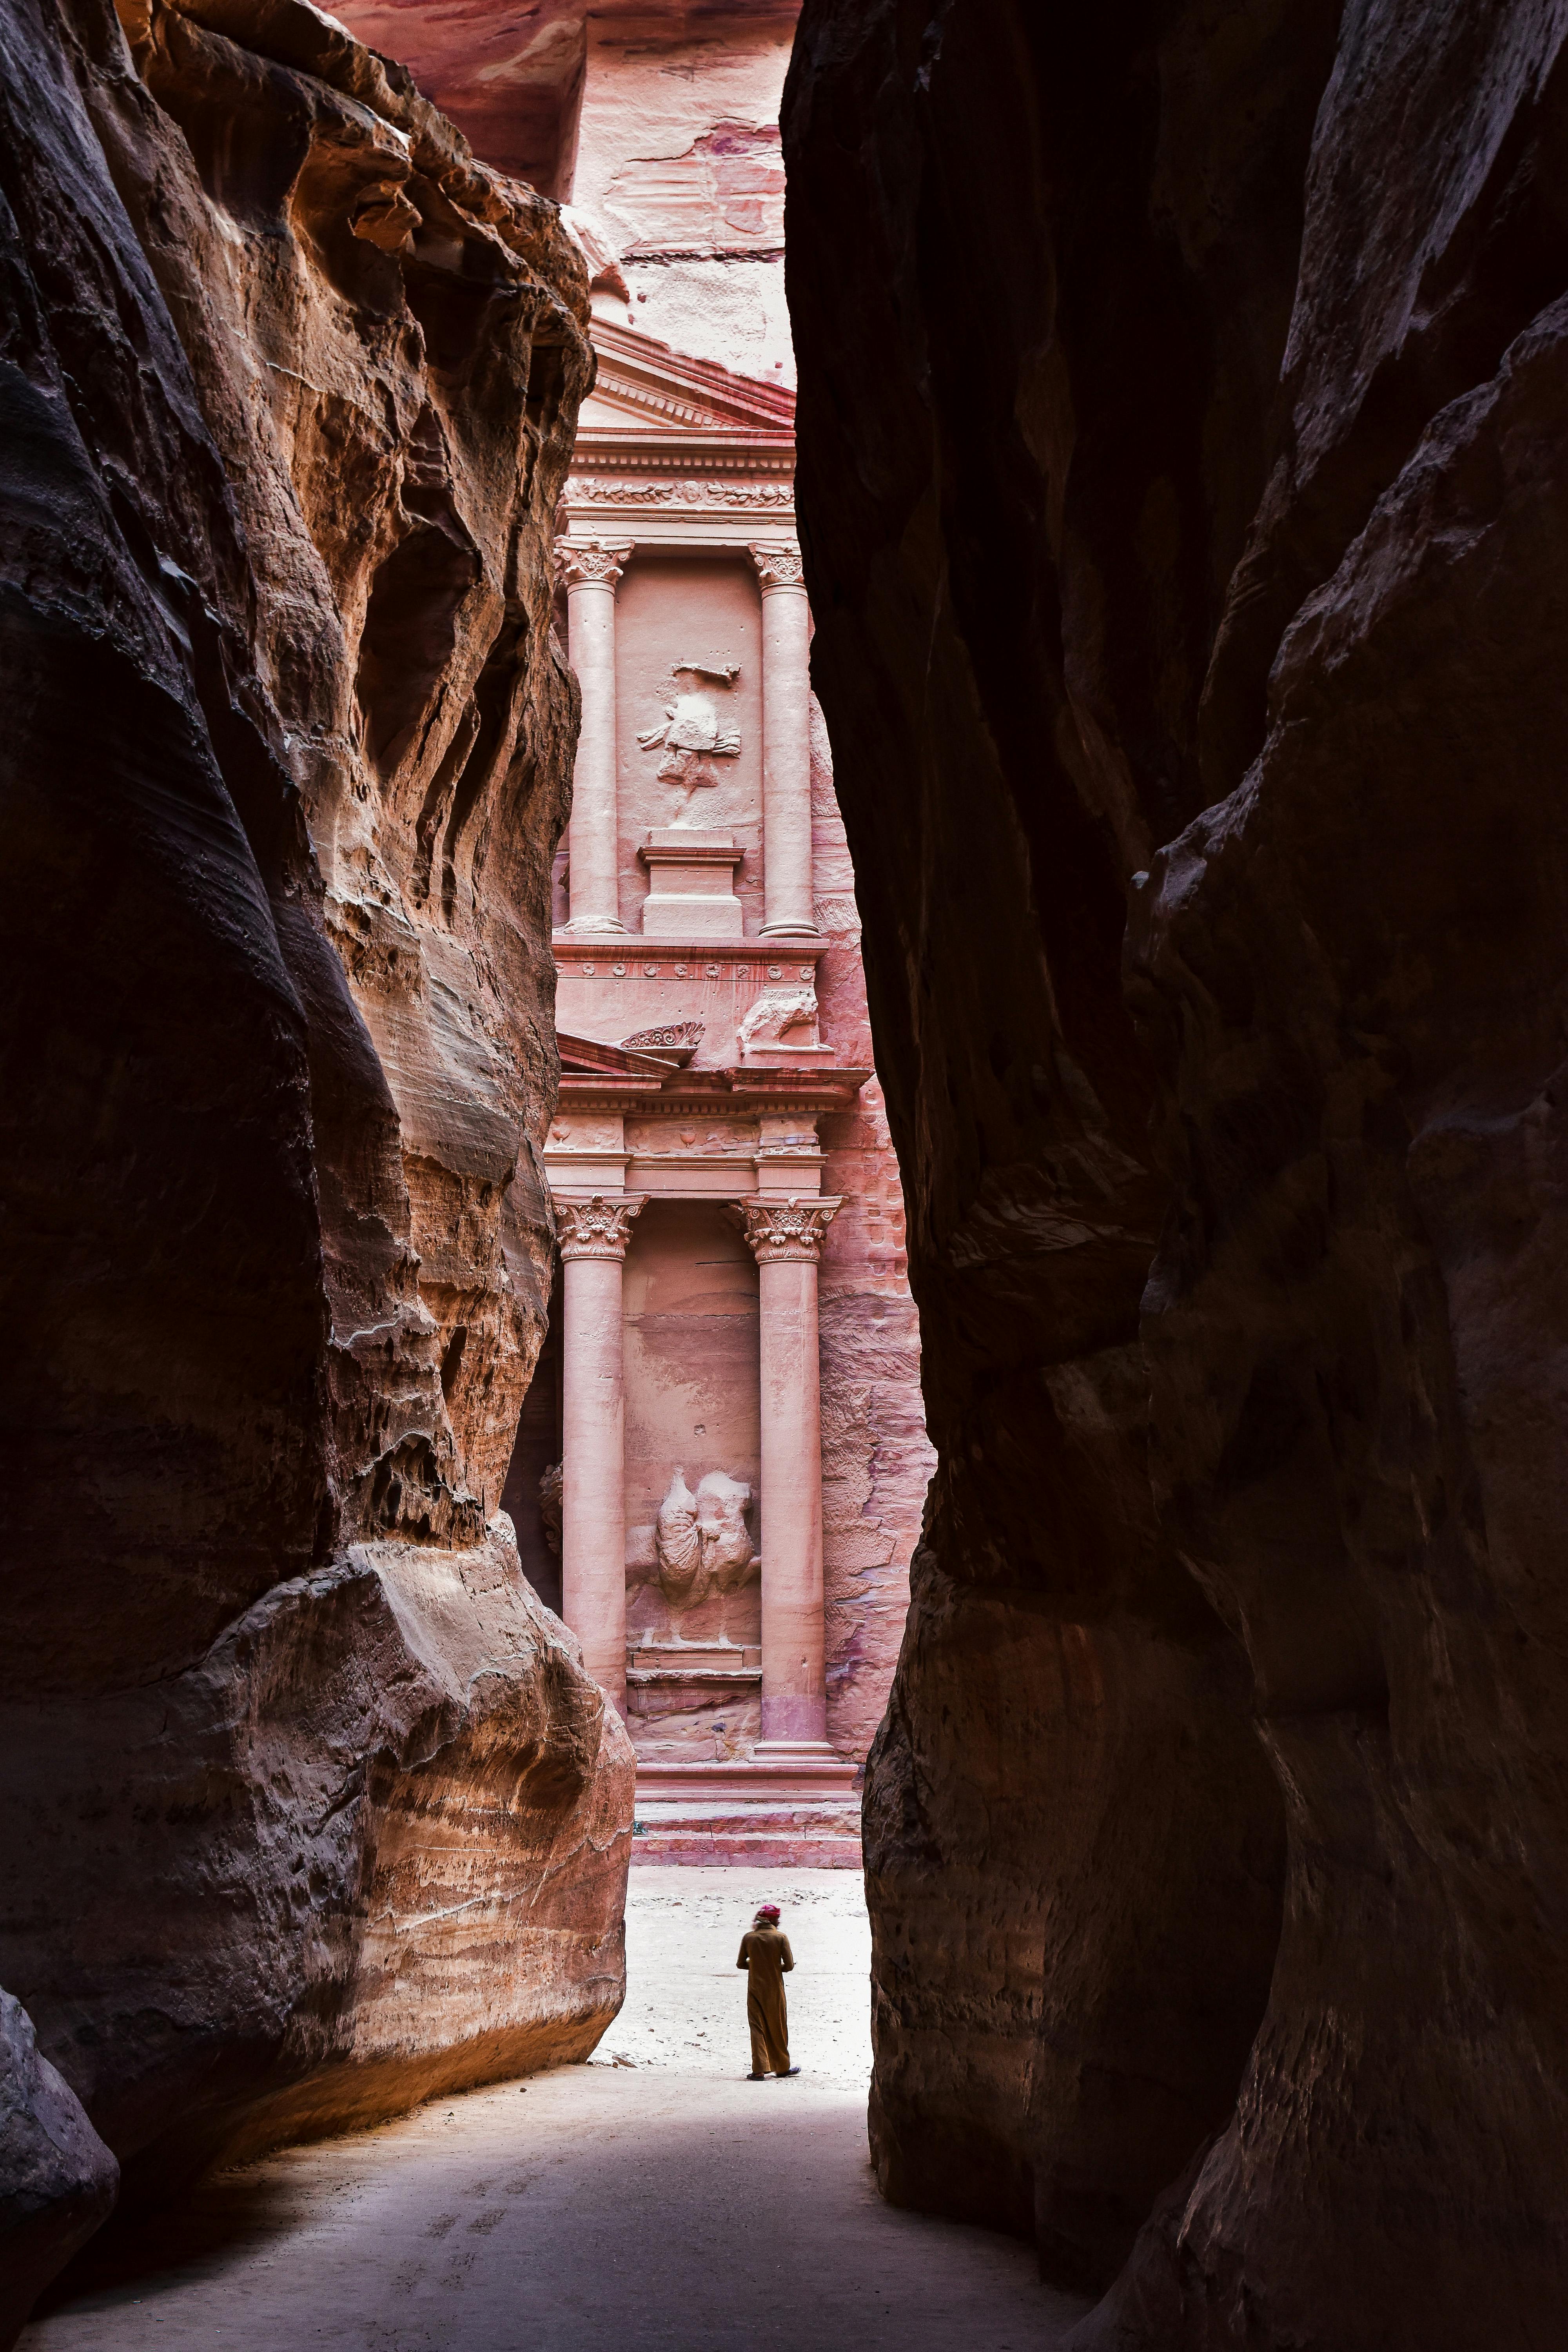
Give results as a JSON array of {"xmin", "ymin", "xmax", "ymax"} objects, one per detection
[{"xmin": 575, "ymin": 318, "xmax": 795, "ymax": 441}]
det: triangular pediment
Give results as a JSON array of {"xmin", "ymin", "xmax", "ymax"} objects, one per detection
[{"xmin": 581, "ymin": 318, "xmax": 795, "ymax": 443}]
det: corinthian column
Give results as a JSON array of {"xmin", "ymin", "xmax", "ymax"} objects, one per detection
[
  {"xmin": 729, "ymin": 1195, "xmax": 841, "ymax": 1748},
  {"xmin": 557, "ymin": 541, "xmax": 633, "ymax": 932},
  {"xmin": 557, "ymin": 1194, "xmax": 643, "ymax": 1712},
  {"xmin": 748, "ymin": 541, "xmax": 817, "ymax": 940}
]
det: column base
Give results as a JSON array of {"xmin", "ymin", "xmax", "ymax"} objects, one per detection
[
  {"xmin": 761, "ymin": 1694, "xmax": 829, "ymax": 1743},
  {"xmin": 632, "ymin": 1798, "xmax": 861, "ymax": 1869},
  {"xmin": 759, "ymin": 923, "xmax": 823, "ymax": 941},
  {"xmin": 559, "ymin": 916, "xmax": 629, "ymax": 934}
]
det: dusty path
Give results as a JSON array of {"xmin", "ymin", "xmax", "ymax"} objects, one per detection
[{"xmin": 24, "ymin": 1870, "xmax": 1088, "ymax": 2352}]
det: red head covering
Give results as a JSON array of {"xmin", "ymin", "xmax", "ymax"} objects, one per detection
[{"xmin": 755, "ymin": 1904, "xmax": 781, "ymax": 1922}]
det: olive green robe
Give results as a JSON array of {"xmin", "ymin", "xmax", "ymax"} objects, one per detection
[{"xmin": 737, "ymin": 1924, "xmax": 794, "ymax": 2073}]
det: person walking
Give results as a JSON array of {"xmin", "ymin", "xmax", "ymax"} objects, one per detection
[{"xmin": 737, "ymin": 1902, "xmax": 799, "ymax": 2078}]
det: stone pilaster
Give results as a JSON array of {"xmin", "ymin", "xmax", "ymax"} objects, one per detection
[
  {"xmin": 557, "ymin": 1193, "xmax": 644, "ymax": 1711},
  {"xmin": 729, "ymin": 1194, "xmax": 840, "ymax": 1746},
  {"xmin": 557, "ymin": 541, "xmax": 633, "ymax": 933}
]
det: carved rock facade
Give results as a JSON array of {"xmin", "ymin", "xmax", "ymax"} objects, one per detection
[
  {"xmin": 786, "ymin": 1, "xmax": 1568, "ymax": 2345},
  {"xmin": 0, "ymin": 0, "xmax": 632, "ymax": 2287},
  {"xmin": 526, "ymin": 89, "xmax": 931, "ymax": 1835}
]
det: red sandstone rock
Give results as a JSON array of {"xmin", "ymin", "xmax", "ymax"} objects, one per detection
[
  {"xmin": 785, "ymin": 0, "xmax": 1568, "ymax": 2343},
  {"xmin": 0, "ymin": 0, "xmax": 631, "ymax": 2290}
]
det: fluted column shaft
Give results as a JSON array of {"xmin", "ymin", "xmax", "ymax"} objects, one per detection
[
  {"xmin": 559, "ymin": 542, "xmax": 632, "ymax": 932},
  {"xmin": 749, "ymin": 542, "xmax": 816, "ymax": 940},
  {"xmin": 558, "ymin": 1195, "xmax": 643, "ymax": 1712},
  {"xmin": 731, "ymin": 1196, "xmax": 840, "ymax": 1744}
]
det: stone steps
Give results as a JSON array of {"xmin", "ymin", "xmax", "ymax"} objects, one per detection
[{"xmin": 632, "ymin": 1798, "xmax": 862, "ymax": 1868}]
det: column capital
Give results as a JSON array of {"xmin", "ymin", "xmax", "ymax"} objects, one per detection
[
  {"xmin": 748, "ymin": 539, "xmax": 807, "ymax": 595},
  {"xmin": 556, "ymin": 539, "xmax": 634, "ymax": 593},
  {"xmin": 728, "ymin": 1194, "xmax": 840, "ymax": 1263},
  {"xmin": 557, "ymin": 1194, "xmax": 644, "ymax": 1260}
]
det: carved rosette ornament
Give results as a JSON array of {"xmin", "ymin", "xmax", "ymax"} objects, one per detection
[
  {"xmin": 728, "ymin": 1195, "xmax": 840, "ymax": 1263},
  {"xmin": 748, "ymin": 540, "xmax": 806, "ymax": 593},
  {"xmin": 555, "ymin": 539, "xmax": 634, "ymax": 592},
  {"xmin": 556, "ymin": 1194, "xmax": 644, "ymax": 1260}
]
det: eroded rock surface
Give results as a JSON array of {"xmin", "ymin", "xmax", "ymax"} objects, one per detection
[
  {"xmin": 0, "ymin": 0, "xmax": 632, "ymax": 2269},
  {"xmin": 0, "ymin": 1993, "xmax": 117, "ymax": 2352},
  {"xmin": 784, "ymin": 1, "xmax": 1568, "ymax": 2344}
]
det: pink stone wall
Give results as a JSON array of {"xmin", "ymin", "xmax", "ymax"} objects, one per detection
[{"xmin": 570, "ymin": 11, "xmax": 798, "ymax": 383}]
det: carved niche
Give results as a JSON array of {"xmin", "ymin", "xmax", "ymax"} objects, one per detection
[{"xmin": 654, "ymin": 1466, "xmax": 757, "ymax": 1607}]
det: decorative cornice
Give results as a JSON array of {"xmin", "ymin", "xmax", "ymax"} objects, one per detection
[
  {"xmin": 748, "ymin": 540, "xmax": 806, "ymax": 592},
  {"xmin": 728, "ymin": 1194, "xmax": 840, "ymax": 1263},
  {"xmin": 570, "ymin": 440, "xmax": 795, "ymax": 475},
  {"xmin": 555, "ymin": 539, "xmax": 633, "ymax": 591},
  {"xmin": 556, "ymin": 1194, "xmax": 645, "ymax": 1260}
]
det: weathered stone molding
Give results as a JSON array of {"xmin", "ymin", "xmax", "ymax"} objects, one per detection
[
  {"xmin": 729, "ymin": 1195, "xmax": 840, "ymax": 1262},
  {"xmin": 556, "ymin": 1194, "xmax": 645, "ymax": 1259}
]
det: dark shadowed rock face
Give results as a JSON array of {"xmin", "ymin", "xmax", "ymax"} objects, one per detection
[
  {"xmin": 0, "ymin": 1991, "xmax": 118, "ymax": 2352},
  {"xmin": 0, "ymin": 0, "xmax": 632, "ymax": 2259},
  {"xmin": 784, "ymin": 1, "xmax": 1568, "ymax": 2344}
]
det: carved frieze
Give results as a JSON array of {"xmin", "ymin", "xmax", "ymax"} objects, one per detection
[
  {"xmin": 728, "ymin": 1195, "xmax": 840, "ymax": 1263},
  {"xmin": 654, "ymin": 1467, "xmax": 758, "ymax": 1606},
  {"xmin": 567, "ymin": 477, "xmax": 793, "ymax": 509},
  {"xmin": 556, "ymin": 1194, "xmax": 644, "ymax": 1259}
]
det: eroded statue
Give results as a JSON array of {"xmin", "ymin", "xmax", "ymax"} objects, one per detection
[
  {"xmin": 638, "ymin": 661, "xmax": 740, "ymax": 820},
  {"xmin": 655, "ymin": 1466, "xmax": 757, "ymax": 1606}
]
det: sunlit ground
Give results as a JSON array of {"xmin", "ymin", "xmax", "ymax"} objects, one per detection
[{"xmin": 24, "ymin": 1869, "xmax": 1088, "ymax": 2352}]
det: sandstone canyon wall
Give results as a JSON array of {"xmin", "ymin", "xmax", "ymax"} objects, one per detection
[
  {"xmin": 334, "ymin": 0, "xmax": 801, "ymax": 383},
  {"xmin": 785, "ymin": 2, "xmax": 1568, "ymax": 2346},
  {"xmin": 0, "ymin": 0, "xmax": 632, "ymax": 2320}
]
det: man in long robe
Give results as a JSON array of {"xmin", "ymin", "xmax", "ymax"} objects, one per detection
[{"xmin": 737, "ymin": 1903, "xmax": 799, "ymax": 2078}]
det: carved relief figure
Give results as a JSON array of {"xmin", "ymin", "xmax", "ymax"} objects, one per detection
[
  {"xmin": 654, "ymin": 1467, "xmax": 701, "ymax": 1601},
  {"xmin": 655, "ymin": 1466, "xmax": 757, "ymax": 1605},
  {"xmin": 737, "ymin": 985, "xmax": 820, "ymax": 1053},
  {"xmin": 638, "ymin": 661, "xmax": 740, "ymax": 820},
  {"xmin": 538, "ymin": 1460, "xmax": 563, "ymax": 1560},
  {"xmin": 695, "ymin": 1470, "xmax": 755, "ymax": 1585}
]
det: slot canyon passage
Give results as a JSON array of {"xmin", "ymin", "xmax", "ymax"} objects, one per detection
[{"xmin": 3, "ymin": 2, "xmax": 1568, "ymax": 2351}]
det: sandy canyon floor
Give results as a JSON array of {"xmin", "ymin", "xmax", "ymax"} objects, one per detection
[{"xmin": 23, "ymin": 1869, "xmax": 1089, "ymax": 2351}]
